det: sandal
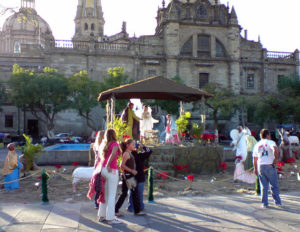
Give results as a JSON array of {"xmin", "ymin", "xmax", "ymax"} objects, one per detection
[
  {"xmin": 108, "ymin": 219, "xmax": 123, "ymax": 225},
  {"xmin": 98, "ymin": 217, "xmax": 105, "ymax": 222},
  {"xmin": 115, "ymin": 213, "xmax": 124, "ymax": 217},
  {"xmin": 134, "ymin": 212, "xmax": 147, "ymax": 216}
]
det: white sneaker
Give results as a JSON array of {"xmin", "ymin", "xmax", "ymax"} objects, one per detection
[
  {"xmin": 275, "ymin": 204, "xmax": 284, "ymax": 209},
  {"xmin": 108, "ymin": 219, "xmax": 123, "ymax": 225}
]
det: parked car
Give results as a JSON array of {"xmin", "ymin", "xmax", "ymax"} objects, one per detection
[
  {"xmin": 55, "ymin": 133, "xmax": 71, "ymax": 143},
  {"xmin": 0, "ymin": 133, "xmax": 12, "ymax": 144},
  {"xmin": 70, "ymin": 136, "xmax": 84, "ymax": 143}
]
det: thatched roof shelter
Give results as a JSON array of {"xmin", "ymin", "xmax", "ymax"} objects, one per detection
[{"xmin": 98, "ymin": 76, "xmax": 212, "ymax": 102}]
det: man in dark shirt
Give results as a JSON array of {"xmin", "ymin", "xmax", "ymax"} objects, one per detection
[{"xmin": 128, "ymin": 144, "xmax": 152, "ymax": 212}]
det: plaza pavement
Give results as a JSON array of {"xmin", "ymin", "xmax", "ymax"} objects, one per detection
[{"xmin": 0, "ymin": 192, "xmax": 300, "ymax": 232}]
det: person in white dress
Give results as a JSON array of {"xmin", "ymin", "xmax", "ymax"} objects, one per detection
[
  {"xmin": 231, "ymin": 126, "xmax": 256, "ymax": 184},
  {"xmin": 140, "ymin": 105, "xmax": 158, "ymax": 140}
]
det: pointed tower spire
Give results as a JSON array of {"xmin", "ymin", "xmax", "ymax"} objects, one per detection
[
  {"xmin": 73, "ymin": 0, "xmax": 105, "ymax": 41},
  {"xmin": 229, "ymin": 6, "xmax": 238, "ymax": 25},
  {"xmin": 230, "ymin": 6, "xmax": 237, "ymax": 19}
]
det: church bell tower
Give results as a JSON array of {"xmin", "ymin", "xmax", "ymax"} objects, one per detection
[
  {"xmin": 21, "ymin": 0, "xmax": 36, "ymax": 9},
  {"xmin": 73, "ymin": 0, "xmax": 105, "ymax": 41}
]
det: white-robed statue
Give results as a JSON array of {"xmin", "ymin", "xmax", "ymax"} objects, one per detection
[
  {"xmin": 230, "ymin": 126, "xmax": 256, "ymax": 184},
  {"xmin": 140, "ymin": 105, "xmax": 158, "ymax": 139}
]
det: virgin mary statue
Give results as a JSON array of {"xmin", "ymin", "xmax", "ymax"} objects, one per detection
[{"xmin": 140, "ymin": 105, "xmax": 158, "ymax": 139}]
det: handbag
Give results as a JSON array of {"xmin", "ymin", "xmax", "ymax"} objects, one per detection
[{"xmin": 125, "ymin": 176, "xmax": 137, "ymax": 190}]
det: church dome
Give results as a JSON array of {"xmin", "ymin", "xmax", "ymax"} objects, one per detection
[
  {"xmin": 2, "ymin": 8, "xmax": 53, "ymax": 36},
  {"xmin": 0, "ymin": 3, "xmax": 54, "ymax": 54}
]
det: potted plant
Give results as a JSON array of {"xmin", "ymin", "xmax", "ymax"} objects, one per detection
[
  {"xmin": 22, "ymin": 134, "xmax": 43, "ymax": 171},
  {"xmin": 176, "ymin": 112, "xmax": 191, "ymax": 143}
]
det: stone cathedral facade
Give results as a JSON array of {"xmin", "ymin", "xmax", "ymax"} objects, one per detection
[{"xmin": 0, "ymin": 0, "xmax": 299, "ymax": 136}]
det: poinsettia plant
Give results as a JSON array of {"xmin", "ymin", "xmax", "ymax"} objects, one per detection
[
  {"xmin": 187, "ymin": 175, "xmax": 194, "ymax": 182},
  {"xmin": 219, "ymin": 162, "xmax": 227, "ymax": 173},
  {"xmin": 200, "ymin": 133, "xmax": 216, "ymax": 142}
]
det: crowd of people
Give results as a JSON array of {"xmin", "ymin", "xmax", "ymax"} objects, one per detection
[
  {"xmin": 87, "ymin": 128, "xmax": 152, "ymax": 224},
  {"xmin": 1, "ymin": 100, "xmax": 299, "ymax": 220},
  {"xmin": 231, "ymin": 126, "xmax": 299, "ymax": 208}
]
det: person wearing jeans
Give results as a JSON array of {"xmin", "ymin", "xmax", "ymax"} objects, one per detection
[
  {"xmin": 258, "ymin": 165, "xmax": 281, "ymax": 206},
  {"xmin": 128, "ymin": 145, "xmax": 152, "ymax": 212},
  {"xmin": 115, "ymin": 139, "xmax": 145, "ymax": 217},
  {"xmin": 253, "ymin": 129, "xmax": 282, "ymax": 208}
]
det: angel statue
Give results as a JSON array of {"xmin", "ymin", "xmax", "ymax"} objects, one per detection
[
  {"xmin": 140, "ymin": 105, "xmax": 159, "ymax": 141},
  {"xmin": 230, "ymin": 126, "xmax": 256, "ymax": 184}
]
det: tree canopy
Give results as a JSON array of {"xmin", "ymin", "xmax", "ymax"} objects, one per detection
[
  {"xmin": 247, "ymin": 74, "xmax": 300, "ymax": 125},
  {"xmin": 100, "ymin": 67, "xmax": 133, "ymax": 114},
  {"xmin": 8, "ymin": 65, "xmax": 70, "ymax": 132},
  {"xmin": 193, "ymin": 82, "xmax": 237, "ymax": 130},
  {"xmin": 68, "ymin": 70, "xmax": 102, "ymax": 130},
  {"xmin": 0, "ymin": 81, "xmax": 6, "ymax": 112}
]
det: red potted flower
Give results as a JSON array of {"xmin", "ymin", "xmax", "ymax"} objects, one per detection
[
  {"xmin": 72, "ymin": 162, "xmax": 79, "ymax": 167},
  {"xmin": 187, "ymin": 175, "xmax": 194, "ymax": 182},
  {"xmin": 55, "ymin": 164, "xmax": 62, "ymax": 173},
  {"xmin": 219, "ymin": 162, "xmax": 227, "ymax": 173}
]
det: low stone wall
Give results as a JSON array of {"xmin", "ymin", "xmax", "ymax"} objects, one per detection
[
  {"xmin": 149, "ymin": 144, "xmax": 223, "ymax": 174},
  {"xmin": 37, "ymin": 150, "xmax": 89, "ymax": 166}
]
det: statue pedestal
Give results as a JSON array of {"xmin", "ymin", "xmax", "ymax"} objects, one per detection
[{"xmin": 143, "ymin": 130, "xmax": 159, "ymax": 145}]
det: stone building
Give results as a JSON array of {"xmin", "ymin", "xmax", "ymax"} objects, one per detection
[{"xmin": 0, "ymin": 0, "xmax": 299, "ymax": 136}]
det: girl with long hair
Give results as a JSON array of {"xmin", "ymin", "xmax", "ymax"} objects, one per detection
[
  {"xmin": 89, "ymin": 130, "xmax": 105, "ymax": 209},
  {"xmin": 115, "ymin": 139, "xmax": 145, "ymax": 217},
  {"xmin": 97, "ymin": 129, "xmax": 122, "ymax": 224},
  {"xmin": 93, "ymin": 130, "xmax": 105, "ymax": 167}
]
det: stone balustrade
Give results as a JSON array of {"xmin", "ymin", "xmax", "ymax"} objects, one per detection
[{"xmin": 49, "ymin": 40, "xmax": 130, "ymax": 51}]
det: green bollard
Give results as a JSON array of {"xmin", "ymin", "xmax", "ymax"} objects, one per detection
[
  {"xmin": 148, "ymin": 166, "xmax": 154, "ymax": 203},
  {"xmin": 41, "ymin": 169, "xmax": 50, "ymax": 205}
]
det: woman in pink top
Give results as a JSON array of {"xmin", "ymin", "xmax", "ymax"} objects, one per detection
[{"xmin": 98, "ymin": 129, "xmax": 122, "ymax": 224}]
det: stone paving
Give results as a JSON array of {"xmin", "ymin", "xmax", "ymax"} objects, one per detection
[{"xmin": 0, "ymin": 192, "xmax": 300, "ymax": 232}]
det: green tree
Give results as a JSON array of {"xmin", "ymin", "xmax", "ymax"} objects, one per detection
[
  {"xmin": 8, "ymin": 64, "xmax": 70, "ymax": 133},
  {"xmin": 100, "ymin": 67, "xmax": 133, "ymax": 114},
  {"xmin": 0, "ymin": 81, "xmax": 6, "ymax": 112},
  {"xmin": 193, "ymin": 83, "xmax": 237, "ymax": 131},
  {"xmin": 68, "ymin": 70, "xmax": 102, "ymax": 130},
  {"xmin": 248, "ymin": 73, "xmax": 300, "ymax": 125}
]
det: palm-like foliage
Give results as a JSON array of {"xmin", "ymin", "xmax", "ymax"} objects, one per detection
[{"xmin": 22, "ymin": 134, "xmax": 43, "ymax": 171}]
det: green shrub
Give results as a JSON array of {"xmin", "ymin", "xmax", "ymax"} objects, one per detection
[
  {"xmin": 176, "ymin": 112, "xmax": 191, "ymax": 135},
  {"xmin": 22, "ymin": 134, "xmax": 43, "ymax": 171}
]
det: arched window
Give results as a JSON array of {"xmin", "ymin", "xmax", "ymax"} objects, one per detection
[
  {"xmin": 219, "ymin": 9, "xmax": 225, "ymax": 24},
  {"xmin": 197, "ymin": 5, "xmax": 207, "ymax": 18},
  {"xmin": 14, "ymin": 41, "xmax": 21, "ymax": 54},
  {"xmin": 185, "ymin": 8, "xmax": 191, "ymax": 19},
  {"xmin": 180, "ymin": 37, "xmax": 193, "ymax": 56},
  {"xmin": 197, "ymin": 35, "xmax": 210, "ymax": 57},
  {"xmin": 216, "ymin": 40, "xmax": 226, "ymax": 57},
  {"xmin": 91, "ymin": 23, "xmax": 95, "ymax": 31},
  {"xmin": 176, "ymin": 6, "xmax": 181, "ymax": 19},
  {"xmin": 84, "ymin": 23, "xmax": 88, "ymax": 31}
]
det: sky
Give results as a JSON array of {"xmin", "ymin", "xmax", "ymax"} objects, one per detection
[{"xmin": 0, "ymin": 0, "xmax": 299, "ymax": 52}]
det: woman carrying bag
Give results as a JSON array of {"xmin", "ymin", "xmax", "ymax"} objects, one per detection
[{"xmin": 115, "ymin": 139, "xmax": 146, "ymax": 217}]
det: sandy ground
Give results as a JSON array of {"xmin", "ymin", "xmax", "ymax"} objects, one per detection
[{"xmin": 0, "ymin": 161, "xmax": 299, "ymax": 204}]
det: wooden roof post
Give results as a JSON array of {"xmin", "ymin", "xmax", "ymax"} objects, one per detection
[
  {"xmin": 111, "ymin": 95, "xmax": 115, "ymax": 126},
  {"xmin": 180, "ymin": 101, "xmax": 184, "ymax": 115},
  {"xmin": 201, "ymin": 97, "xmax": 206, "ymax": 132},
  {"xmin": 106, "ymin": 99, "xmax": 110, "ymax": 129}
]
